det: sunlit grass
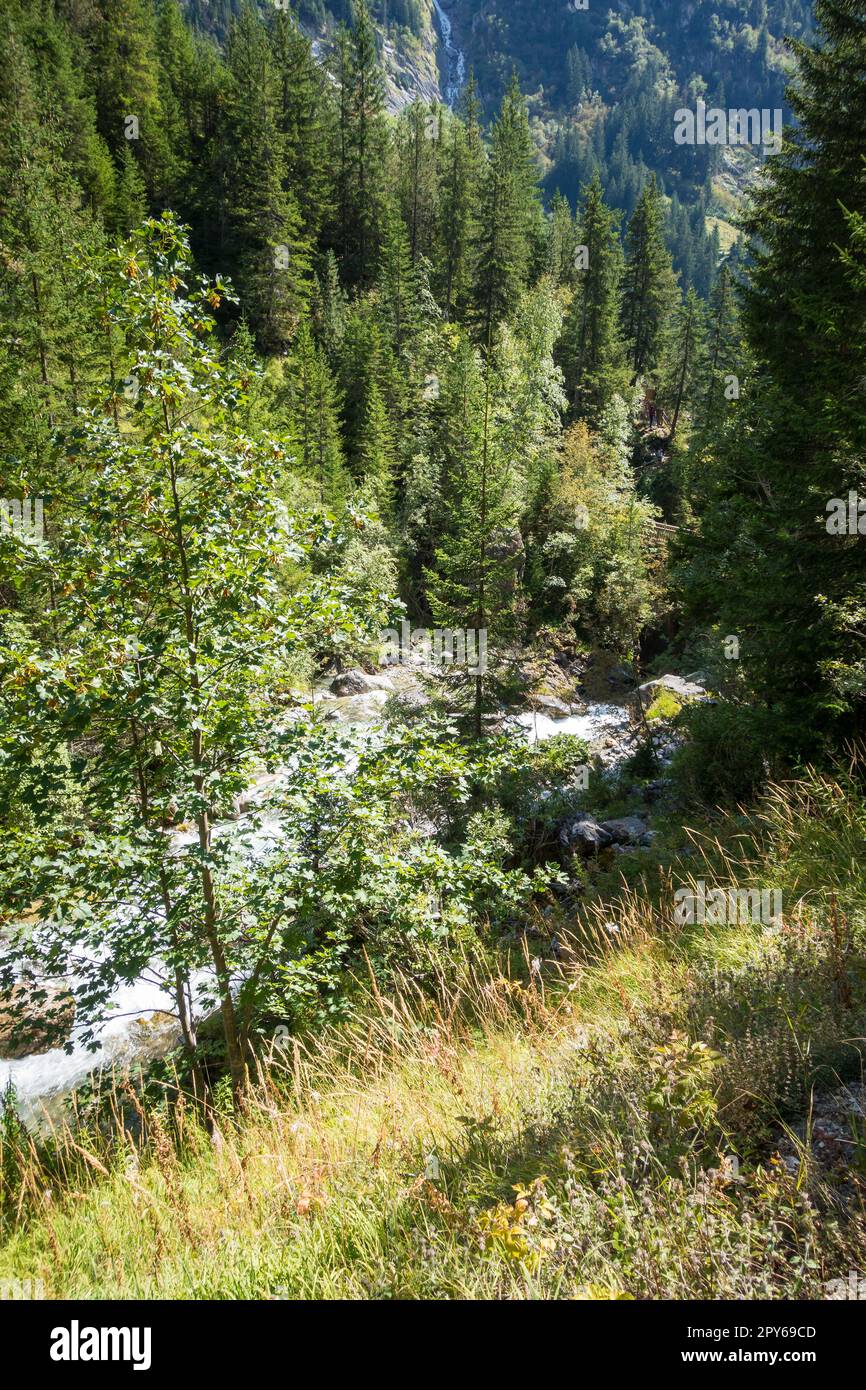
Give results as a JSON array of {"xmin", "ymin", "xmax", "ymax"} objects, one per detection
[{"xmin": 1, "ymin": 763, "xmax": 865, "ymax": 1299}]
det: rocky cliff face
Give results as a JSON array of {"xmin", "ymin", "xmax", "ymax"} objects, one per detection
[{"xmin": 305, "ymin": 0, "xmax": 465, "ymax": 113}]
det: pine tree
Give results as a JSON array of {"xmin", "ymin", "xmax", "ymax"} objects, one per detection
[
  {"xmin": 271, "ymin": 6, "xmax": 335, "ymax": 246},
  {"xmin": 547, "ymin": 190, "xmax": 577, "ymax": 287},
  {"xmin": 682, "ymin": 0, "xmax": 866, "ymax": 752},
  {"xmin": 425, "ymin": 335, "xmax": 521, "ymax": 736},
  {"xmin": 621, "ymin": 176, "xmax": 679, "ymax": 381},
  {"xmin": 113, "ymin": 145, "xmax": 149, "ymax": 235},
  {"xmin": 473, "ymin": 73, "xmax": 543, "ymax": 348},
  {"xmin": 700, "ymin": 261, "xmax": 742, "ymax": 426},
  {"xmin": 438, "ymin": 73, "xmax": 485, "ymax": 322},
  {"xmin": 333, "ymin": 2, "xmax": 388, "ymax": 289},
  {"xmin": 288, "ymin": 319, "xmax": 348, "ymax": 504},
  {"xmin": 0, "ymin": 30, "xmax": 107, "ymax": 431},
  {"xmin": 222, "ymin": 3, "xmax": 311, "ymax": 351},
  {"xmin": 311, "ymin": 250, "xmax": 347, "ymax": 361},
  {"xmin": 561, "ymin": 173, "xmax": 629, "ymax": 423},
  {"xmin": 357, "ymin": 381, "xmax": 398, "ymax": 522},
  {"xmin": 660, "ymin": 288, "xmax": 706, "ymax": 445},
  {"xmin": 91, "ymin": 0, "xmax": 174, "ymax": 202},
  {"xmin": 397, "ymin": 100, "xmax": 440, "ymax": 264}
]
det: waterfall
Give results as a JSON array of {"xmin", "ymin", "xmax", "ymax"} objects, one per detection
[{"xmin": 431, "ymin": 0, "xmax": 466, "ymax": 109}]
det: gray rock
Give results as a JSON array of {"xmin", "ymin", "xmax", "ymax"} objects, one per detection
[
  {"xmin": 637, "ymin": 674, "xmax": 707, "ymax": 702},
  {"xmin": 391, "ymin": 689, "xmax": 431, "ymax": 715},
  {"xmin": 600, "ymin": 815, "xmax": 648, "ymax": 845},
  {"xmin": 558, "ymin": 814, "xmax": 613, "ymax": 856},
  {"xmin": 330, "ymin": 668, "xmax": 394, "ymax": 697},
  {"xmin": 530, "ymin": 694, "xmax": 571, "ymax": 717}
]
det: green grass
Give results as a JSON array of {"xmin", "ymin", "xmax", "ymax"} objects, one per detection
[{"xmin": 1, "ymin": 762, "xmax": 865, "ymax": 1299}]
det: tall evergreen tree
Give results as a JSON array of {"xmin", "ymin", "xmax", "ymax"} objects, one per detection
[
  {"xmin": 222, "ymin": 3, "xmax": 311, "ymax": 351},
  {"xmin": 333, "ymin": 2, "xmax": 388, "ymax": 289},
  {"xmin": 621, "ymin": 175, "xmax": 678, "ymax": 380},
  {"xmin": 561, "ymin": 173, "xmax": 629, "ymax": 423},
  {"xmin": 438, "ymin": 74, "xmax": 485, "ymax": 322},
  {"xmin": 681, "ymin": 0, "xmax": 866, "ymax": 752},
  {"xmin": 288, "ymin": 319, "xmax": 348, "ymax": 503},
  {"xmin": 425, "ymin": 335, "xmax": 521, "ymax": 736},
  {"xmin": 271, "ymin": 6, "xmax": 335, "ymax": 246},
  {"xmin": 473, "ymin": 73, "xmax": 543, "ymax": 348},
  {"xmin": 660, "ymin": 287, "xmax": 706, "ymax": 445}
]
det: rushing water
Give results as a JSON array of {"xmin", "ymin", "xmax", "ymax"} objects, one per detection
[
  {"xmin": 2, "ymin": 689, "xmax": 631, "ymax": 1125},
  {"xmin": 432, "ymin": 0, "xmax": 466, "ymax": 108}
]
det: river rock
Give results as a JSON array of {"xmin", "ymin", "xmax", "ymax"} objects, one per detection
[
  {"xmin": 391, "ymin": 688, "xmax": 431, "ymax": 716},
  {"xmin": 637, "ymin": 674, "xmax": 707, "ymax": 702},
  {"xmin": 558, "ymin": 814, "xmax": 613, "ymax": 856},
  {"xmin": 529, "ymin": 694, "xmax": 571, "ymax": 718},
  {"xmin": 641, "ymin": 778, "xmax": 669, "ymax": 803},
  {"xmin": 0, "ymin": 981, "xmax": 76, "ymax": 1059},
  {"xmin": 600, "ymin": 815, "xmax": 648, "ymax": 845},
  {"xmin": 329, "ymin": 669, "xmax": 394, "ymax": 697}
]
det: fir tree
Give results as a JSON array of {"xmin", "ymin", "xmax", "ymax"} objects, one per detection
[
  {"xmin": 561, "ymin": 173, "xmax": 629, "ymax": 423},
  {"xmin": 425, "ymin": 335, "xmax": 521, "ymax": 736},
  {"xmin": 621, "ymin": 176, "xmax": 678, "ymax": 381},
  {"xmin": 473, "ymin": 73, "xmax": 543, "ymax": 348},
  {"xmin": 222, "ymin": 3, "xmax": 311, "ymax": 351}
]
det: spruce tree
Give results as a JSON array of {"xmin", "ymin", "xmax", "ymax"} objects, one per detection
[
  {"xmin": 222, "ymin": 3, "xmax": 311, "ymax": 351},
  {"xmin": 682, "ymin": 0, "xmax": 866, "ymax": 751},
  {"xmin": 438, "ymin": 73, "xmax": 485, "ymax": 322},
  {"xmin": 425, "ymin": 335, "xmax": 521, "ymax": 736},
  {"xmin": 621, "ymin": 175, "xmax": 678, "ymax": 381},
  {"xmin": 660, "ymin": 287, "xmax": 706, "ymax": 445},
  {"xmin": 333, "ymin": 2, "xmax": 388, "ymax": 289},
  {"xmin": 473, "ymin": 73, "xmax": 543, "ymax": 348},
  {"xmin": 271, "ymin": 6, "xmax": 335, "ymax": 246},
  {"xmin": 288, "ymin": 319, "xmax": 347, "ymax": 504},
  {"xmin": 561, "ymin": 173, "xmax": 629, "ymax": 423}
]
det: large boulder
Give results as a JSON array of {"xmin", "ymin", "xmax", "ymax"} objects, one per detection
[
  {"xmin": 558, "ymin": 814, "xmax": 613, "ymax": 856},
  {"xmin": 637, "ymin": 674, "xmax": 707, "ymax": 703},
  {"xmin": 0, "ymin": 981, "xmax": 76, "ymax": 1059},
  {"xmin": 330, "ymin": 669, "xmax": 394, "ymax": 697},
  {"xmin": 599, "ymin": 815, "xmax": 648, "ymax": 845}
]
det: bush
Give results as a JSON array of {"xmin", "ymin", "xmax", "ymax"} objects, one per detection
[{"xmin": 671, "ymin": 700, "xmax": 781, "ymax": 805}]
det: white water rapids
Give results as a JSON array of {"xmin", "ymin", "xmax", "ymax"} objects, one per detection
[{"xmin": 2, "ymin": 691, "xmax": 631, "ymax": 1126}]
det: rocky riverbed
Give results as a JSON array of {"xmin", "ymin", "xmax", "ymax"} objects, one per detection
[{"xmin": 2, "ymin": 658, "xmax": 708, "ymax": 1127}]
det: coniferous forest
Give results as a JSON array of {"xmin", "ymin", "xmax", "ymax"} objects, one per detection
[{"xmin": 1, "ymin": 0, "xmax": 866, "ymax": 1326}]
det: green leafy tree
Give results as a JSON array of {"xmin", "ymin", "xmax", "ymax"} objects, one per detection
[{"xmin": 0, "ymin": 218, "xmax": 376, "ymax": 1097}]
